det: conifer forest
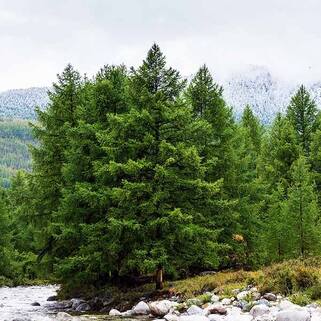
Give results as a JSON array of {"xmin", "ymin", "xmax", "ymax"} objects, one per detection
[{"xmin": 1, "ymin": 45, "xmax": 321, "ymax": 296}]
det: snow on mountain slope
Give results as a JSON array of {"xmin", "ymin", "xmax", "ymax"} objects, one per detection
[
  {"xmin": 223, "ymin": 66, "xmax": 293, "ymax": 123},
  {"xmin": 0, "ymin": 87, "xmax": 49, "ymax": 119},
  {"xmin": 0, "ymin": 67, "xmax": 321, "ymax": 123},
  {"xmin": 223, "ymin": 65, "xmax": 321, "ymax": 124}
]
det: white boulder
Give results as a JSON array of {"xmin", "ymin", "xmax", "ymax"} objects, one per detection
[
  {"xmin": 109, "ymin": 308, "xmax": 122, "ymax": 316},
  {"xmin": 187, "ymin": 304, "xmax": 204, "ymax": 315},
  {"xmin": 133, "ymin": 301, "xmax": 151, "ymax": 315},
  {"xmin": 211, "ymin": 294, "xmax": 220, "ymax": 303},
  {"xmin": 221, "ymin": 298, "xmax": 232, "ymax": 305},
  {"xmin": 237, "ymin": 291, "xmax": 250, "ymax": 301},
  {"xmin": 311, "ymin": 310, "xmax": 321, "ymax": 321},
  {"xmin": 164, "ymin": 313, "xmax": 180, "ymax": 321},
  {"xmin": 279, "ymin": 300, "xmax": 297, "ymax": 310},
  {"xmin": 276, "ymin": 309, "xmax": 311, "ymax": 321},
  {"xmin": 121, "ymin": 309, "xmax": 135, "ymax": 316},
  {"xmin": 250, "ymin": 304, "xmax": 270, "ymax": 318},
  {"xmin": 226, "ymin": 313, "xmax": 252, "ymax": 321},
  {"xmin": 56, "ymin": 312, "xmax": 77, "ymax": 321},
  {"xmin": 150, "ymin": 300, "xmax": 174, "ymax": 316}
]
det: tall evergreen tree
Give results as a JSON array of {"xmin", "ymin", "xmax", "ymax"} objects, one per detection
[
  {"xmin": 187, "ymin": 65, "xmax": 235, "ymax": 184},
  {"xmin": 30, "ymin": 64, "xmax": 82, "ymax": 220},
  {"xmin": 45, "ymin": 45, "xmax": 226, "ymax": 290},
  {"xmin": 186, "ymin": 65, "xmax": 236, "ymax": 265},
  {"xmin": 260, "ymin": 114, "xmax": 301, "ymax": 263},
  {"xmin": 265, "ymin": 183, "xmax": 288, "ymax": 262},
  {"xmin": 310, "ymin": 128, "xmax": 321, "ymax": 197},
  {"xmin": 60, "ymin": 65, "xmax": 129, "ymax": 224},
  {"xmin": 285, "ymin": 156, "xmax": 320, "ymax": 257},
  {"xmin": 187, "ymin": 64, "xmax": 223, "ymax": 117},
  {"xmin": 28, "ymin": 65, "xmax": 83, "ymax": 275},
  {"xmin": 49, "ymin": 66, "xmax": 130, "ymax": 288},
  {"xmin": 286, "ymin": 85, "xmax": 318, "ymax": 154},
  {"xmin": 261, "ymin": 113, "xmax": 300, "ymax": 189},
  {"xmin": 232, "ymin": 106, "xmax": 265, "ymax": 267},
  {"xmin": 241, "ymin": 105, "xmax": 263, "ymax": 152}
]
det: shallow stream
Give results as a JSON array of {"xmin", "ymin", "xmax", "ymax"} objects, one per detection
[{"xmin": 0, "ymin": 285, "xmax": 138, "ymax": 321}]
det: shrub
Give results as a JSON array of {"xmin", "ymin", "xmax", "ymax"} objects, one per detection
[
  {"xmin": 260, "ymin": 265, "xmax": 294, "ymax": 294},
  {"xmin": 196, "ymin": 292, "xmax": 212, "ymax": 304},
  {"xmin": 308, "ymin": 284, "xmax": 321, "ymax": 300},
  {"xmin": 289, "ymin": 293, "xmax": 311, "ymax": 306},
  {"xmin": 294, "ymin": 267, "xmax": 318, "ymax": 290},
  {"xmin": 260, "ymin": 260, "xmax": 321, "ymax": 295}
]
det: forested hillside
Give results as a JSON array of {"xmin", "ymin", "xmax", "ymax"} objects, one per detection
[
  {"xmin": 0, "ymin": 87, "xmax": 46, "ymax": 187},
  {"xmin": 0, "ymin": 45, "xmax": 321, "ymax": 297},
  {"xmin": 0, "ymin": 120, "xmax": 33, "ymax": 187}
]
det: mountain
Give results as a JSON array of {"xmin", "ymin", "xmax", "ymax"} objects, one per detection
[
  {"xmin": 0, "ymin": 69, "xmax": 320, "ymax": 124},
  {"xmin": 222, "ymin": 66, "xmax": 291, "ymax": 123},
  {"xmin": 0, "ymin": 87, "xmax": 49, "ymax": 120},
  {"xmin": 0, "ymin": 71, "xmax": 309, "ymax": 124},
  {"xmin": 222, "ymin": 66, "xmax": 321, "ymax": 124}
]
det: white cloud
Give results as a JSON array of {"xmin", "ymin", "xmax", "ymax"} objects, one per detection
[{"xmin": 0, "ymin": 0, "xmax": 320, "ymax": 90}]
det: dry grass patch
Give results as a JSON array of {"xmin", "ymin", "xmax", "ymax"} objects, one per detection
[
  {"xmin": 259, "ymin": 259, "xmax": 321, "ymax": 295},
  {"xmin": 172, "ymin": 270, "xmax": 262, "ymax": 299}
]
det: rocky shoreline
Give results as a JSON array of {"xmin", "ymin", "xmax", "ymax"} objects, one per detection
[{"xmin": 49, "ymin": 285, "xmax": 321, "ymax": 321}]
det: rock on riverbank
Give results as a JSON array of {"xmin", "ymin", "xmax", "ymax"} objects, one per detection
[{"xmin": 103, "ymin": 285, "xmax": 320, "ymax": 321}]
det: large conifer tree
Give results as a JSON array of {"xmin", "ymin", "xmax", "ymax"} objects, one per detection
[
  {"xmin": 30, "ymin": 65, "xmax": 82, "ymax": 220},
  {"xmin": 233, "ymin": 106, "xmax": 265, "ymax": 266},
  {"xmin": 45, "ymin": 45, "xmax": 225, "ymax": 288}
]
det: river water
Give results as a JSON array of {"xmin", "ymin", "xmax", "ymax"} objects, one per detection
[{"xmin": 0, "ymin": 285, "xmax": 137, "ymax": 321}]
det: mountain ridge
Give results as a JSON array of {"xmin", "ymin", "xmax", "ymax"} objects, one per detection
[
  {"xmin": 0, "ymin": 87, "xmax": 49, "ymax": 120},
  {"xmin": 1, "ymin": 67, "xmax": 321, "ymax": 123}
]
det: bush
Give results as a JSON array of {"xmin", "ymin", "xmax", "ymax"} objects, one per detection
[
  {"xmin": 260, "ymin": 260, "xmax": 321, "ymax": 295},
  {"xmin": 196, "ymin": 292, "xmax": 212, "ymax": 304},
  {"xmin": 307, "ymin": 284, "xmax": 321, "ymax": 300},
  {"xmin": 294, "ymin": 267, "xmax": 318, "ymax": 290},
  {"xmin": 289, "ymin": 293, "xmax": 311, "ymax": 306},
  {"xmin": 261, "ymin": 265, "xmax": 294, "ymax": 294}
]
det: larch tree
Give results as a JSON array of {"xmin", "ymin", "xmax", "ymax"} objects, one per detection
[
  {"xmin": 285, "ymin": 156, "xmax": 320, "ymax": 257},
  {"xmin": 30, "ymin": 65, "xmax": 82, "ymax": 221},
  {"xmin": 286, "ymin": 85, "xmax": 318, "ymax": 155},
  {"xmin": 232, "ymin": 106, "xmax": 265, "ymax": 267},
  {"xmin": 186, "ymin": 65, "xmax": 237, "ymax": 267},
  {"xmin": 52, "ymin": 66, "xmax": 130, "ymax": 288},
  {"xmin": 260, "ymin": 113, "xmax": 300, "ymax": 190},
  {"xmin": 93, "ymin": 45, "xmax": 224, "ymax": 280},
  {"xmin": 29, "ymin": 65, "xmax": 83, "ymax": 272}
]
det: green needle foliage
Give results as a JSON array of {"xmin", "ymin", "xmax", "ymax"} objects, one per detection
[{"xmin": 2, "ymin": 45, "xmax": 321, "ymax": 294}]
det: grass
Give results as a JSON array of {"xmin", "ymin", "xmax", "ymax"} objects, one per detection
[
  {"xmin": 172, "ymin": 270, "xmax": 262, "ymax": 299},
  {"xmin": 59, "ymin": 258, "xmax": 321, "ymax": 311}
]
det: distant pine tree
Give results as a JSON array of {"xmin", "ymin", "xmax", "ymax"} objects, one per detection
[{"xmin": 286, "ymin": 85, "xmax": 318, "ymax": 154}]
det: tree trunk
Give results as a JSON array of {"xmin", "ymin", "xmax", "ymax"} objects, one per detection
[{"xmin": 155, "ymin": 265, "xmax": 164, "ymax": 290}]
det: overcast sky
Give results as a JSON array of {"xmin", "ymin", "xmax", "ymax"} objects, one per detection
[{"xmin": 1, "ymin": 0, "xmax": 321, "ymax": 91}]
